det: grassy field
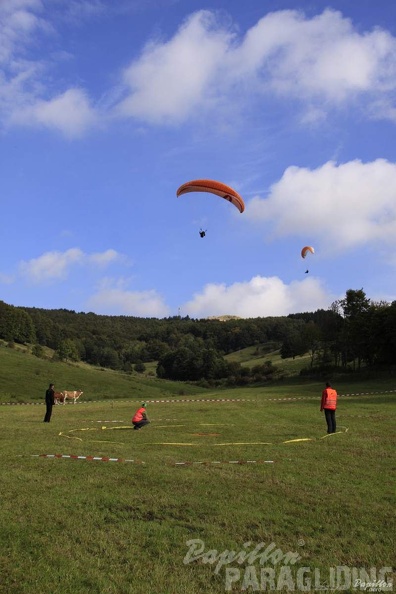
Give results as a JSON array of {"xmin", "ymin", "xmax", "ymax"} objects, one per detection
[
  {"xmin": 0, "ymin": 340, "xmax": 327, "ymax": 405},
  {"xmin": 0, "ymin": 342, "xmax": 205, "ymax": 404},
  {"xmin": 1, "ymin": 374, "xmax": 395, "ymax": 593}
]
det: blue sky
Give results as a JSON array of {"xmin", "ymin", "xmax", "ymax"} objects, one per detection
[{"xmin": 0, "ymin": 0, "xmax": 395, "ymax": 318}]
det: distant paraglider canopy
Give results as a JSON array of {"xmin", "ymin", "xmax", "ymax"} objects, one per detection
[
  {"xmin": 301, "ymin": 246, "xmax": 315, "ymax": 259},
  {"xmin": 176, "ymin": 179, "xmax": 245, "ymax": 213}
]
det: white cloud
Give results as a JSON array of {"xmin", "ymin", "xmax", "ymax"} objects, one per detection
[
  {"xmin": 114, "ymin": 8, "xmax": 396, "ymax": 125},
  {"xmin": 19, "ymin": 248, "xmax": 124, "ymax": 283},
  {"xmin": 19, "ymin": 248, "xmax": 83, "ymax": 282},
  {"xmin": 0, "ymin": 1, "xmax": 46, "ymax": 61},
  {"xmin": 182, "ymin": 275, "xmax": 331, "ymax": 318},
  {"xmin": 233, "ymin": 9, "xmax": 396, "ymax": 101},
  {"xmin": 10, "ymin": 88, "xmax": 97, "ymax": 137},
  {"xmin": 87, "ymin": 279, "xmax": 170, "ymax": 317},
  {"xmin": 116, "ymin": 10, "xmax": 233, "ymax": 124},
  {"xmin": 246, "ymin": 159, "xmax": 396, "ymax": 253},
  {"xmin": 0, "ymin": 1, "xmax": 98, "ymax": 137},
  {"xmin": 87, "ymin": 249, "xmax": 123, "ymax": 267},
  {"xmin": 2, "ymin": 5, "xmax": 396, "ymax": 133}
]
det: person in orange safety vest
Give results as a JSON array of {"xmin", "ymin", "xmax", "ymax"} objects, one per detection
[
  {"xmin": 320, "ymin": 381, "xmax": 338, "ymax": 433},
  {"xmin": 132, "ymin": 402, "xmax": 150, "ymax": 430}
]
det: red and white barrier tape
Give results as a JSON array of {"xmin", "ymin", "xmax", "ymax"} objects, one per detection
[
  {"xmin": 30, "ymin": 454, "xmax": 274, "ymax": 466},
  {"xmin": 31, "ymin": 453, "xmax": 144, "ymax": 463},
  {"xmin": 3, "ymin": 390, "xmax": 395, "ymax": 406}
]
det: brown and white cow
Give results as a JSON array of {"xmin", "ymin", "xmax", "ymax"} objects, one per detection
[
  {"xmin": 54, "ymin": 391, "xmax": 65, "ymax": 405},
  {"xmin": 63, "ymin": 390, "xmax": 83, "ymax": 404}
]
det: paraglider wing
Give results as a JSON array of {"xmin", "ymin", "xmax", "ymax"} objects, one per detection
[
  {"xmin": 301, "ymin": 246, "xmax": 315, "ymax": 259},
  {"xmin": 176, "ymin": 179, "xmax": 245, "ymax": 213}
]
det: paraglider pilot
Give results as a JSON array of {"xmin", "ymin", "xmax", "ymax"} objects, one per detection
[{"xmin": 199, "ymin": 229, "xmax": 207, "ymax": 238}]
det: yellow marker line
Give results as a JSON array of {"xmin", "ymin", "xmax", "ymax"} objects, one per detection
[
  {"xmin": 58, "ymin": 432, "xmax": 83, "ymax": 442},
  {"xmin": 91, "ymin": 440, "xmax": 126, "ymax": 445},
  {"xmin": 149, "ymin": 443, "xmax": 198, "ymax": 446},
  {"xmin": 102, "ymin": 426, "xmax": 133, "ymax": 430},
  {"xmin": 60, "ymin": 426, "xmax": 348, "ymax": 446},
  {"xmin": 214, "ymin": 442, "xmax": 273, "ymax": 446},
  {"xmin": 320, "ymin": 431, "xmax": 345, "ymax": 439}
]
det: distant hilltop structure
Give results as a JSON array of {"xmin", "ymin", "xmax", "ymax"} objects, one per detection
[{"xmin": 206, "ymin": 315, "xmax": 242, "ymax": 322}]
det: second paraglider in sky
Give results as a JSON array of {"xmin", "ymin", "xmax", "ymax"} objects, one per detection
[{"xmin": 301, "ymin": 245, "xmax": 315, "ymax": 273}]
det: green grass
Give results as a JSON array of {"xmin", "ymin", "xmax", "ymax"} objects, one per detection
[
  {"xmin": 0, "ymin": 343, "xmax": 205, "ymax": 404},
  {"xmin": 1, "ymin": 379, "xmax": 395, "ymax": 593},
  {"xmin": 225, "ymin": 346, "xmax": 313, "ymax": 376}
]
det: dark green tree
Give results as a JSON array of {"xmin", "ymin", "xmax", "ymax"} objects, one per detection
[
  {"xmin": 134, "ymin": 361, "xmax": 146, "ymax": 373},
  {"xmin": 55, "ymin": 339, "xmax": 80, "ymax": 362}
]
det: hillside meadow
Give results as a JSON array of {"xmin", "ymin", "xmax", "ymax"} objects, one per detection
[
  {"xmin": 0, "ymin": 343, "xmax": 395, "ymax": 593},
  {"xmin": 0, "ymin": 341, "xmax": 204, "ymax": 404}
]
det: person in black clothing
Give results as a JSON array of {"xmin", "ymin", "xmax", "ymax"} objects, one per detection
[{"xmin": 43, "ymin": 383, "xmax": 55, "ymax": 422}]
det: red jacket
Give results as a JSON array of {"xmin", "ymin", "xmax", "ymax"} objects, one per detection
[
  {"xmin": 321, "ymin": 388, "xmax": 337, "ymax": 411},
  {"xmin": 132, "ymin": 407, "xmax": 146, "ymax": 423}
]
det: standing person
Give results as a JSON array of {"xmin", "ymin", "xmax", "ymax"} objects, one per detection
[
  {"xmin": 132, "ymin": 402, "xmax": 150, "ymax": 430},
  {"xmin": 320, "ymin": 381, "xmax": 338, "ymax": 434},
  {"xmin": 43, "ymin": 383, "xmax": 55, "ymax": 423}
]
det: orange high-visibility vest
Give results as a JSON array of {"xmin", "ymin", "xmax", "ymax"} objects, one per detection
[
  {"xmin": 322, "ymin": 388, "xmax": 337, "ymax": 410},
  {"xmin": 132, "ymin": 407, "xmax": 146, "ymax": 423}
]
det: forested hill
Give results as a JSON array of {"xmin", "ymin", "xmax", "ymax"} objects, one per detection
[
  {"xmin": 0, "ymin": 289, "xmax": 395, "ymax": 381},
  {"xmin": 5, "ymin": 302, "xmax": 304, "ymax": 360}
]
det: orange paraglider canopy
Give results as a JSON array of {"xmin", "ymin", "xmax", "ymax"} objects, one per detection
[
  {"xmin": 301, "ymin": 246, "xmax": 315, "ymax": 258},
  {"xmin": 176, "ymin": 179, "xmax": 245, "ymax": 213}
]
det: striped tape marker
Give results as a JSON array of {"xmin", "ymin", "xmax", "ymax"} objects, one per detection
[
  {"xmin": 93, "ymin": 420, "xmax": 125, "ymax": 423},
  {"xmin": 30, "ymin": 454, "xmax": 273, "ymax": 466},
  {"xmin": 2, "ymin": 390, "xmax": 395, "ymax": 405},
  {"xmin": 1, "ymin": 398, "xmax": 254, "ymax": 405},
  {"xmin": 31, "ymin": 454, "xmax": 144, "ymax": 463}
]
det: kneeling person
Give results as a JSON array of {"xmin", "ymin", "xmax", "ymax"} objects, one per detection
[{"xmin": 132, "ymin": 402, "xmax": 150, "ymax": 430}]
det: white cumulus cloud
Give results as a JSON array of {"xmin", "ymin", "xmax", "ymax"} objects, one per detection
[
  {"xmin": 2, "ymin": 5, "xmax": 396, "ymax": 133},
  {"xmin": 182, "ymin": 275, "xmax": 331, "ymax": 319},
  {"xmin": 116, "ymin": 10, "xmax": 233, "ymax": 124},
  {"xmin": 19, "ymin": 247, "xmax": 124, "ymax": 283},
  {"xmin": 232, "ymin": 9, "xmax": 396, "ymax": 102},
  {"xmin": 246, "ymin": 159, "xmax": 396, "ymax": 253},
  {"xmin": 87, "ymin": 278, "xmax": 170, "ymax": 317},
  {"xmin": 0, "ymin": 1, "xmax": 97, "ymax": 137},
  {"xmin": 114, "ymin": 8, "xmax": 396, "ymax": 125},
  {"xmin": 10, "ymin": 88, "xmax": 97, "ymax": 138},
  {"xmin": 87, "ymin": 249, "xmax": 123, "ymax": 267}
]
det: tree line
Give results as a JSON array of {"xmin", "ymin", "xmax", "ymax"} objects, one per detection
[{"xmin": 0, "ymin": 289, "xmax": 394, "ymax": 383}]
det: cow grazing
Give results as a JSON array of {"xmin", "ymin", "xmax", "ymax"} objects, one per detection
[
  {"xmin": 62, "ymin": 390, "xmax": 83, "ymax": 404},
  {"xmin": 54, "ymin": 391, "xmax": 65, "ymax": 405}
]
